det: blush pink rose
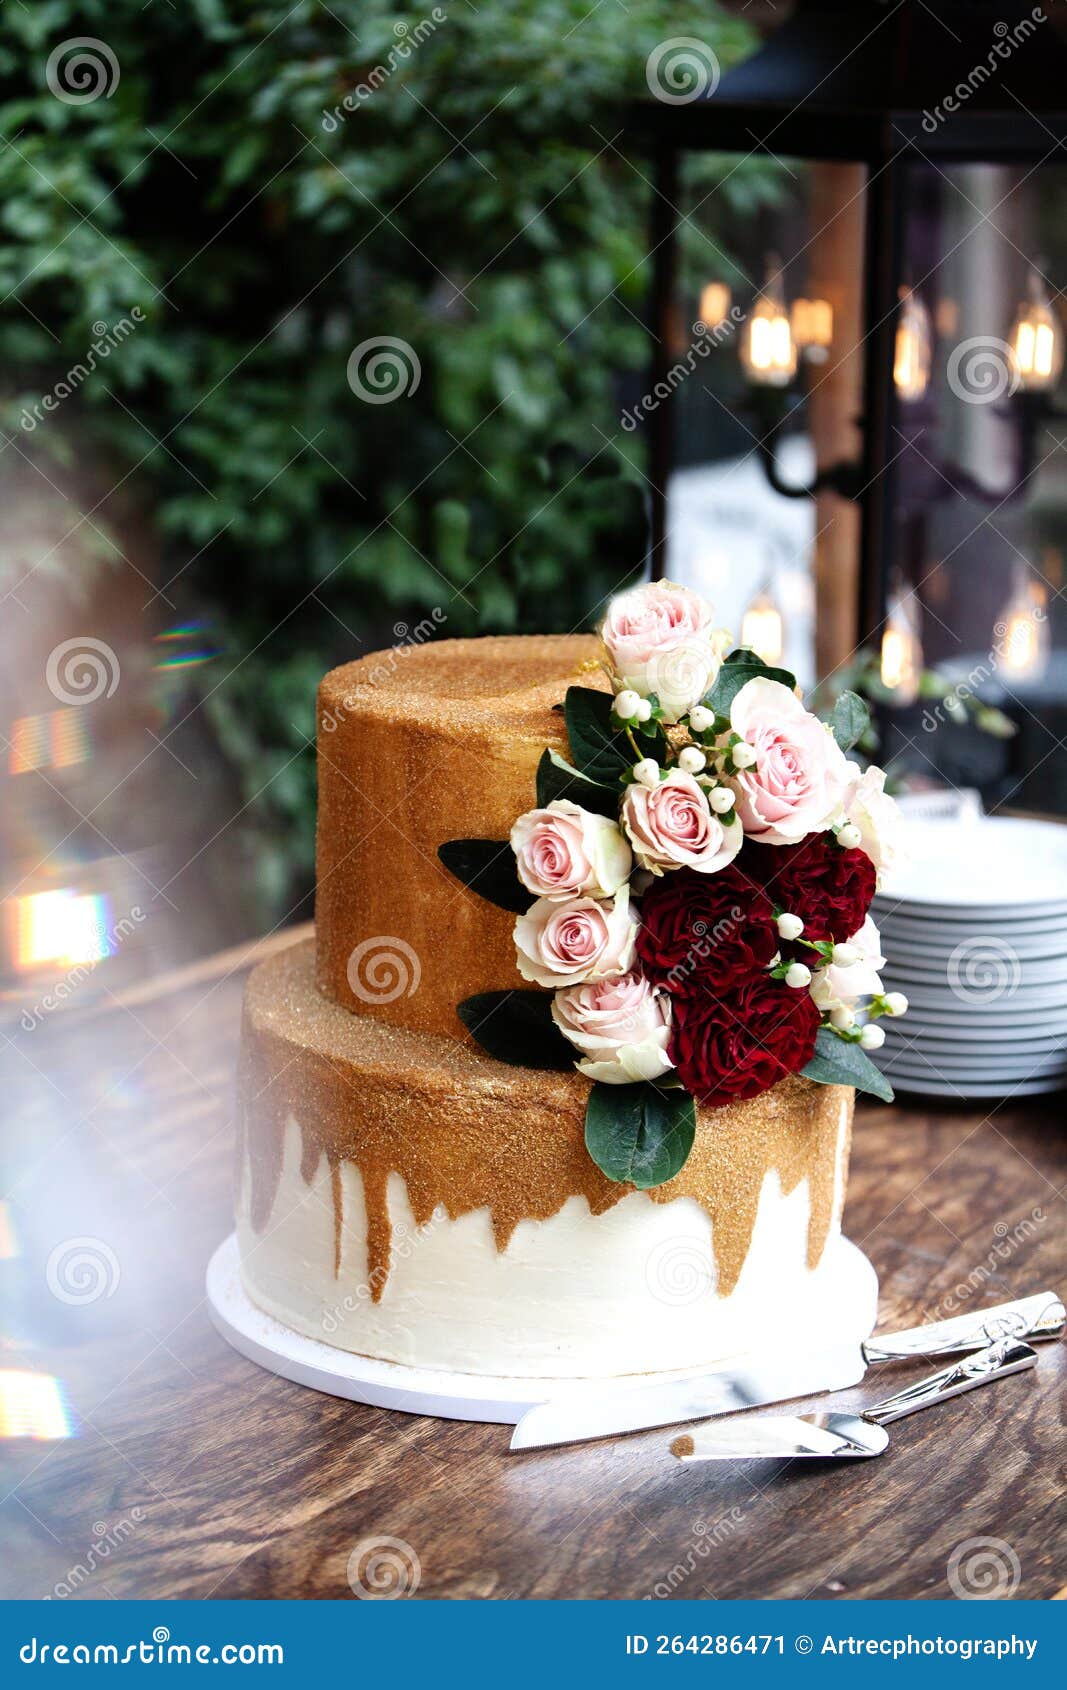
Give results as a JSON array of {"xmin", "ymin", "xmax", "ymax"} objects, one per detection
[
  {"xmin": 728, "ymin": 677, "xmax": 850, "ymax": 846},
  {"xmin": 601, "ymin": 580, "xmax": 723, "ymax": 722},
  {"xmin": 622, "ymin": 771, "xmax": 743, "ymax": 875},
  {"xmin": 514, "ymin": 887, "xmax": 637, "ymax": 988},
  {"xmin": 510, "ymin": 800, "xmax": 631, "ymax": 901},
  {"xmin": 552, "ymin": 971, "xmax": 673, "ymax": 1084},
  {"xmin": 844, "ymin": 764, "xmax": 901, "ymax": 885}
]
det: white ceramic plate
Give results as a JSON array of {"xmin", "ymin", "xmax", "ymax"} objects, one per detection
[
  {"xmin": 886, "ymin": 1072, "xmax": 1066, "ymax": 1099},
  {"xmin": 878, "ymin": 816, "xmax": 1067, "ymax": 910}
]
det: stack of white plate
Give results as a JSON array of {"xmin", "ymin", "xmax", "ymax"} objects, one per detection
[{"xmin": 872, "ymin": 813, "xmax": 1067, "ymax": 1100}]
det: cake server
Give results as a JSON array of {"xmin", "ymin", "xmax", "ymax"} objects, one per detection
[
  {"xmin": 508, "ymin": 1289, "xmax": 1063, "ymax": 1451},
  {"xmin": 670, "ymin": 1337, "xmax": 1037, "ymax": 1463}
]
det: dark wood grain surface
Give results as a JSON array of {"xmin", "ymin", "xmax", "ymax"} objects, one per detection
[{"xmin": 2, "ymin": 924, "xmax": 1064, "ymax": 1602}]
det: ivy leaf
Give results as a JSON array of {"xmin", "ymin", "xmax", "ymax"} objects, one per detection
[
  {"xmin": 457, "ymin": 991, "xmax": 575, "ymax": 1070},
  {"xmin": 801, "ymin": 1027, "xmax": 894, "ymax": 1102},
  {"xmin": 584, "ymin": 1081, "xmax": 697, "ymax": 1189},
  {"xmin": 830, "ymin": 690, "xmax": 871, "ymax": 753},
  {"xmin": 437, "ymin": 839, "xmax": 528, "ymax": 913},
  {"xmin": 704, "ymin": 650, "xmax": 798, "ymax": 717},
  {"xmin": 563, "ymin": 685, "xmax": 632, "ymax": 785},
  {"xmin": 535, "ymin": 748, "xmax": 619, "ymax": 819}
]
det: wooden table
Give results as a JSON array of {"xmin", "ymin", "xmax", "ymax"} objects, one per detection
[{"xmin": 3, "ymin": 926, "xmax": 1064, "ymax": 1602}]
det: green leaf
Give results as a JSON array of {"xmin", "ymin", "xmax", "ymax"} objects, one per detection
[
  {"xmin": 457, "ymin": 991, "xmax": 575, "ymax": 1070},
  {"xmin": 584, "ymin": 1082, "xmax": 697, "ymax": 1189},
  {"xmin": 563, "ymin": 685, "xmax": 632, "ymax": 786},
  {"xmin": 704, "ymin": 651, "xmax": 798, "ymax": 716},
  {"xmin": 830, "ymin": 690, "xmax": 871, "ymax": 752},
  {"xmin": 535, "ymin": 748, "xmax": 619, "ymax": 819},
  {"xmin": 437, "ymin": 839, "xmax": 528, "ymax": 914},
  {"xmin": 802, "ymin": 1027, "xmax": 894, "ymax": 1103}
]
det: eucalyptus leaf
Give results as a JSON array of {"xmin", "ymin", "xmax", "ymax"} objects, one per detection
[
  {"xmin": 437, "ymin": 839, "xmax": 529, "ymax": 913},
  {"xmin": 457, "ymin": 991, "xmax": 575, "ymax": 1070},
  {"xmin": 830, "ymin": 690, "xmax": 870, "ymax": 753},
  {"xmin": 801, "ymin": 1027, "xmax": 894, "ymax": 1102},
  {"xmin": 535, "ymin": 748, "xmax": 619, "ymax": 819},
  {"xmin": 584, "ymin": 1081, "xmax": 697, "ymax": 1189}
]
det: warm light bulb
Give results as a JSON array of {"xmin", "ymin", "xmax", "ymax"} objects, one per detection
[
  {"xmin": 997, "ymin": 566, "xmax": 1050, "ymax": 681},
  {"xmin": 881, "ymin": 585, "xmax": 923, "ymax": 705},
  {"xmin": 742, "ymin": 260, "xmax": 796, "ymax": 387},
  {"xmin": 1009, "ymin": 271, "xmax": 1063, "ymax": 392},
  {"xmin": 791, "ymin": 297, "xmax": 833, "ymax": 362},
  {"xmin": 741, "ymin": 590, "xmax": 785, "ymax": 666},
  {"xmin": 699, "ymin": 281, "xmax": 731, "ymax": 329},
  {"xmin": 894, "ymin": 288, "xmax": 932, "ymax": 403}
]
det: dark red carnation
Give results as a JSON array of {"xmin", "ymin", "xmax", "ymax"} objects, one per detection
[
  {"xmin": 742, "ymin": 833, "xmax": 875, "ymax": 943},
  {"xmin": 670, "ymin": 972, "xmax": 820, "ymax": 1106},
  {"xmin": 636, "ymin": 864, "xmax": 777, "ymax": 997}
]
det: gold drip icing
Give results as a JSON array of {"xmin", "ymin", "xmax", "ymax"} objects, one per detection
[{"xmin": 238, "ymin": 942, "xmax": 852, "ymax": 1303}]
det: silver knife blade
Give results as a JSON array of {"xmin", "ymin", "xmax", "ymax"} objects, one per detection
[
  {"xmin": 509, "ymin": 1341, "xmax": 867, "ymax": 1451},
  {"xmin": 671, "ymin": 1412, "xmax": 889, "ymax": 1462}
]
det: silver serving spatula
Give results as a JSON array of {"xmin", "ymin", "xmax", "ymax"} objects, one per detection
[
  {"xmin": 670, "ymin": 1337, "xmax": 1038, "ymax": 1463},
  {"xmin": 509, "ymin": 1290, "xmax": 1063, "ymax": 1451}
]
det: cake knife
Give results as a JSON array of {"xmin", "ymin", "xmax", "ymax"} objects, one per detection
[
  {"xmin": 670, "ymin": 1337, "xmax": 1037, "ymax": 1463},
  {"xmin": 508, "ymin": 1290, "xmax": 1064, "ymax": 1451}
]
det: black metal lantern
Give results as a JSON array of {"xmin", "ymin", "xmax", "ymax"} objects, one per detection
[{"xmin": 634, "ymin": 0, "xmax": 1067, "ymax": 808}]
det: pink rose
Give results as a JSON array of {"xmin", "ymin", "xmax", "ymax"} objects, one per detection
[
  {"xmin": 601, "ymin": 580, "xmax": 722, "ymax": 722},
  {"xmin": 729, "ymin": 677, "xmax": 850, "ymax": 845},
  {"xmin": 514, "ymin": 887, "xmax": 637, "ymax": 988},
  {"xmin": 552, "ymin": 972, "xmax": 673, "ymax": 1084},
  {"xmin": 622, "ymin": 771, "xmax": 743, "ymax": 875},
  {"xmin": 511, "ymin": 800, "xmax": 631, "ymax": 901},
  {"xmin": 844, "ymin": 764, "xmax": 900, "ymax": 885}
]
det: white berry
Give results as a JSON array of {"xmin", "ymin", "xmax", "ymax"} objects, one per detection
[
  {"xmin": 859, "ymin": 1023, "xmax": 886, "ymax": 1050},
  {"xmin": 777, "ymin": 912, "xmax": 804, "ymax": 941},
  {"xmin": 883, "ymin": 991, "xmax": 908, "ymax": 1017},
  {"xmin": 731, "ymin": 741, "xmax": 757, "ymax": 769},
  {"xmin": 709, "ymin": 786, "xmax": 735, "ymax": 814},
  {"xmin": 633, "ymin": 758, "xmax": 660, "ymax": 787},
  {"xmin": 838, "ymin": 822, "xmax": 862, "ymax": 850},
  {"xmin": 633, "ymin": 697, "xmax": 653, "ymax": 723},
  {"xmin": 785, "ymin": 962, "xmax": 812, "ymax": 989},
  {"xmin": 689, "ymin": 704, "xmax": 713, "ymax": 734},
  {"xmin": 678, "ymin": 746, "xmax": 706, "ymax": 775},
  {"xmin": 831, "ymin": 942, "xmax": 859, "ymax": 966},
  {"xmin": 615, "ymin": 689, "xmax": 640, "ymax": 721},
  {"xmin": 830, "ymin": 1006, "xmax": 855, "ymax": 1032}
]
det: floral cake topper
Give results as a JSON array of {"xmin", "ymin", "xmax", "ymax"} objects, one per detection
[{"xmin": 439, "ymin": 582, "xmax": 905, "ymax": 1190}]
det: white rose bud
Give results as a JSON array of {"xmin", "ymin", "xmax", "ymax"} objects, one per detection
[
  {"xmin": 689, "ymin": 704, "xmax": 714, "ymax": 733},
  {"xmin": 883, "ymin": 991, "xmax": 908, "ymax": 1017},
  {"xmin": 831, "ymin": 942, "xmax": 860, "ymax": 966},
  {"xmin": 838, "ymin": 822, "xmax": 862, "ymax": 850},
  {"xmin": 633, "ymin": 698, "xmax": 653, "ymax": 723},
  {"xmin": 614, "ymin": 689, "xmax": 641, "ymax": 721},
  {"xmin": 785, "ymin": 962, "xmax": 812, "ymax": 989},
  {"xmin": 777, "ymin": 912, "xmax": 804, "ymax": 941},
  {"xmin": 859, "ymin": 1022, "xmax": 886, "ymax": 1050},
  {"xmin": 731, "ymin": 741, "xmax": 757, "ymax": 769},
  {"xmin": 678, "ymin": 745, "xmax": 706, "ymax": 775},
  {"xmin": 830, "ymin": 1006, "xmax": 855, "ymax": 1032},
  {"xmin": 708, "ymin": 786, "xmax": 735, "ymax": 814},
  {"xmin": 633, "ymin": 758, "xmax": 660, "ymax": 788}
]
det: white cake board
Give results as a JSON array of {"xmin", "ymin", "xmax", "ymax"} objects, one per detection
[{"xmin": 206, "ymin": 1232, "xmax": 879, "ymax": 1425}]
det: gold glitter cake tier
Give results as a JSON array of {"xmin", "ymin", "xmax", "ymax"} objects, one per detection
[
  {"xmin": 239, "ymin": 938, "xmax": 853, "ymax": 1304},
  {"xmin": 315, "ymin": 632, "xmax": 603, "ymax": 1037}
]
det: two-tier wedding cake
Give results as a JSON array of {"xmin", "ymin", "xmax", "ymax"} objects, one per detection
[{"xmin": 234, "ymin": 584, "xmax": 901, "ymax": 1379}]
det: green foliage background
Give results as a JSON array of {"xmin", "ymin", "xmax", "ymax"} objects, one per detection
[{"xmin": 0, "ymin": 0, "xmax": 752, "ymax": 916}]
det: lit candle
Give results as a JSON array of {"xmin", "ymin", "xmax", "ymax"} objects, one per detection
[
  {"xmin": 741, "ymin": 259, "xmax": 796, "ymax": 387},
  {"xmin": 1009, "ymin": 268, "xmax": 1063, "ymax": 392},
  {"xmin": 741, "ymin": 588, "xmax": 785, "ymax": 666},
  {"xmin": 997, "ymin": 565, "xmax": 1050, "ymax": 681},
  {"xmin": 881, "ymin": 583, "xmax": 923, "ymax": 705},
  {"xmin": 791, "ymin": 297, "xmax": 833, "ymax": 363},
  {"xmin": 699, "ymin": 281, "xmax": 731, "ymax": 330},
  {"xmin": 894, "ymin": 288, "xmax": 932, "ymax": 403}
]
